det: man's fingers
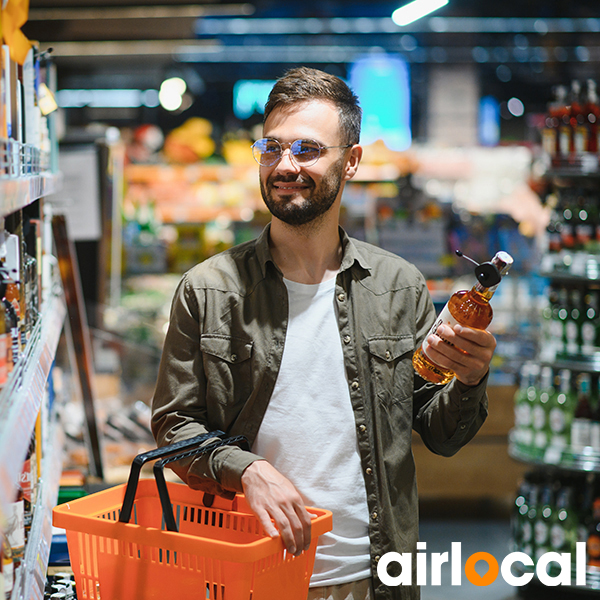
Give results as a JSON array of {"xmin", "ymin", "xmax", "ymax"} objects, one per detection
[{"xmin": 241, "ymin": 461, "xmax": 312, "ymax": 556}]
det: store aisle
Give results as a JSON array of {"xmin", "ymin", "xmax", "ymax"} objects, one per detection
[{"xmin": 419, "ymin": 518, "xmax": 519, "ymax": 600}]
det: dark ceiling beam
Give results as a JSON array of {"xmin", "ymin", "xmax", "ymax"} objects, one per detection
[
  {"xmin": 28, "ymin": 3, "xmax": 255, "ymax": 20},
  {"xmin": 43, "ymin": 40, "xmax": 600, "ymax": 65}
]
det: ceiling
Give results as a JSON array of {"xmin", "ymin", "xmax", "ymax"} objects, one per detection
[{"xmin": 21, "ymin": 0, "xmax": 600, "ymax": 131}]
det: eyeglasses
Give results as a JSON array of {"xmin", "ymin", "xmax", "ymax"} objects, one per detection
[{"xmin": 251, "ymin": 138, "xmax": 352, "ymax": 167}]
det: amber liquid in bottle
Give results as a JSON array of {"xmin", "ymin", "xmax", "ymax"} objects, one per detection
[{"xmin": 413, "ymin": 251, "xmax": 513, "ymax": 385}]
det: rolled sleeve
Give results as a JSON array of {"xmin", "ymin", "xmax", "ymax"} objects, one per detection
[{"xmin": 413, "ymin": 371, "xmax": 489, "ymax": 457}]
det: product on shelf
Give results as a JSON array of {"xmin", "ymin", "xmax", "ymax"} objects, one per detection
[
  {"xmin": 6, "ymin": 488, "xmax": 24, "ymax": 568},
  {"xmin": 511, "ymin": 125, "xmax": 600, "ymax": 592},
  {"xmin": 513, "ymin": 472, "xmax": 587, "ymax": 569},
  {"xmin": 513, "ymin": 364, "xmax": 600, "ymax": 456},
  {"xmin": 541, "ymin": 281, "xmax": 600, "ymax": 362},
  {"xmin": 542, "ymin": 85, "xmax": 568, "ymax": 159},
  {"xmin": 542, "ymin": 79, "xmax": 600, "ymax": 169},
  {"xmin": 0, "ymin": 14, "xmax": 63, "ymax": 600},
  {"xmin": 549, "ymin": 369, "xmax": 575, "ymax": 449},
  {"xmin": 413, "ymin": 250, "xmax": 514, "ymax": 384},
  {"xmin": 572, "ymin": 373, "xmax": 594, "ymax": 452},
  {"xmin": 2, "ymin": 534, "xmax": 14, "ymax": 599},
  {"xmin": 20, "ymin": 435, "xmax": 38, "ymax": 542}
]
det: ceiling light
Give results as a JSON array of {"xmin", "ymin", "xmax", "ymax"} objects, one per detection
[
  {"xmin": 392, "ymin": 0, "xmax": 449, "ymax": 27},
  {"xmin": 159, "ymin": 77, "xmax": 187, "ymax": 111},
  {"xmin": 507, "ymin": 97, "xmax": 525, "ymax": 117}
]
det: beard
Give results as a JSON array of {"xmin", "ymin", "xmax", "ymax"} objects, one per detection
[{"xmin": 260, "ymin": 158, "xmax": 345, "ymax": 226}]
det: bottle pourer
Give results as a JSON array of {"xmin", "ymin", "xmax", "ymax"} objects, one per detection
[{"xmin": 455, "ymin": 250, "xmax": 514, "ymax": 288}]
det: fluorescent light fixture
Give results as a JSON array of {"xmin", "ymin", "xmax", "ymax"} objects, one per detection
[
  {"xmin": 392, "ymin": 0, "xmax": 449, "ymax": 26},
  {"xmin": 56, "ymin": 88, "xmax": 160, "ymax": 108}
]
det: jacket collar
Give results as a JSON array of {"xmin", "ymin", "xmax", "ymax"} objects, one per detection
[{"xmin": 255, "ymin": 222, "xmax": 372, "ymax": 279}]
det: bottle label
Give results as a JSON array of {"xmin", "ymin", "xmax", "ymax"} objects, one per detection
[
  {"xmin": 534, "ymin": 521, "xmax": 549, "ymax": 545},
  {"xmin": 566, "ymin": 319, "xmax": 579, "ymax": 354},
  {"xmin": 559, "ymin": 128, "xmax": 571, "ymax": 155},
  {"xmin": 534, "ymin": 429, "xmax": 548, "ymax": 449},
  {"xmin": 522, "ymin": 521, "xmax": 532, "ymax": 543},
  {"xmin": 532, "ymin": 405, "xmax": 546, "ymax": 430},
  {"xmin": 542, "ymin": 128, "xmax": 557, "ymax": 156},
  {"xmin": 591, "ymin": 422, "xmax": 600, "ymax": 450},
  {"xmin": 571, "ymin": 419, "xmax": 592, "ymax": 449},
  {"xmin": 550, "ymin": 320, "xmax": 564, "ymax": 351},
  {"xmin": 549, "ymin": 406, "xmax": 567, "ymax": 433},
  {"xmin": 550, "ymin": 523, "xmax": 566, "ymax": 550},
  {"xmin": 421, "ymin": 304, "xmax": 460, "ymax": 358},
  {"xmin": 582, "ymin": 323, "xmax": 596, "ymax": 355},
  {"xmin": 574, "ymin": 127, "xmax": 588, "ymax": 154}
]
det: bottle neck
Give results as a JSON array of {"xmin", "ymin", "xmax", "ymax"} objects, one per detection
[{"xmin": 472, "ymin": 282, "xmax": 498, "ymax": 301}]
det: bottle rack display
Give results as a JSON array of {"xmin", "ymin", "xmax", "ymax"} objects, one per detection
[
  {"xmin": 512, "ymin": 470, "xmax": 600, "ymax": 588},
  {"xmin": 510, "ymin": 136, "xmax": 600, "ymax": 590},
  {"xmin": 0, "ymin": 35, "xmax": 71, "ymax": 600},
  {"xmin": 542, "ymin": 78, "xmax": 600, "ymax": 175}
]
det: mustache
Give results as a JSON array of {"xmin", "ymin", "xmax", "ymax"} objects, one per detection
[{"xmin": 268, "ymin": 174, "xmax": 313, "ymax": 186}]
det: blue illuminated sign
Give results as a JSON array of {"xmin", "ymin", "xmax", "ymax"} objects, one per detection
[
  {"xmin": 233, "ymin": 80, "xmax": 276, "ymax": 120},
  {"xmin": 478, "ymin": 95, "xmax": 500, "ymax": 147},
  {"xmin": 349, "ymin": 54, "xmax": 412, "ymax": 151}
]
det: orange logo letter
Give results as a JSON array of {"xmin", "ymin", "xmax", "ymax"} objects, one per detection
[{"xmin": 465, "ymin": 552, "xmax": 499, "ymax": 586}]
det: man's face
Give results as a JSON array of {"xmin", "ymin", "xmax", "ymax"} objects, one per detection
[{"xmin": 258, "ymin": 100, "xmax": 352, "ymax": 227}]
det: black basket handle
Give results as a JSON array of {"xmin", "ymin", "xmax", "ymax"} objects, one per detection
[
  {"xmin": 119, "ymin": 430, "xmax": 227, "ymax": 524},
  {"xmin": 153, "ymin": 434, "xmax": 250, "ymax": 532}
]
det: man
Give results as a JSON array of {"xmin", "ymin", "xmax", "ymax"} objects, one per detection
[{"xmin": 151, "ymin": 67, "xmax": 495, "ymax": 600}]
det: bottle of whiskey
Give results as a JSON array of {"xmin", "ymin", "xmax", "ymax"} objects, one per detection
[
  {"xmin": 583, "ymin": 79, "xmax": 600, "ymax": 153},
  {"xmin": 413, "ymin": 250, "xmax": 513, "ymax": 384}
]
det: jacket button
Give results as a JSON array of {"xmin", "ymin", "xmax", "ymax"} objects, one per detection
[
  {"xmin": 366, "ymin": 467, "xmax": 372, "ymax": 475},
  {"xmin": 359, "ymin": 424, "xmax": 367, "ymax": 433},
  {"xmin": 343, "ymin": 335, "xmax": 351, "ymax": 344},
  {"xmin": 385, "ymin": 350, "xmax": 391, "ymax": 360},
  {"xmin": 372, "ymin": 511, "xmax": 378, "ymax": 520},
  {"xmin": 351, "ymin": 381, "xmax": 359, "ymax": 391},
  {"xmin": 337, "ymin": 293, "xmax": 346, "ymax": 302},
  {"xmin": 231, "ymin": 354, "xmax": 237, "ymax": 362}
]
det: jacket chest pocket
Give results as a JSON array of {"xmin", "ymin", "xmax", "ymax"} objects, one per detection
[
  {"xmin": 368, "ymin": 335, "xmax": 414, "ymax": 405},
  {"xmin": 200, "ymin": 335, "xmax": 253, "ymax": 405}
]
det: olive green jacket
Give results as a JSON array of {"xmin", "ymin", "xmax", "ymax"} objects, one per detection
[{"xmin": 151, "ymin": 223, "xmax": 489, "ymax": 600}]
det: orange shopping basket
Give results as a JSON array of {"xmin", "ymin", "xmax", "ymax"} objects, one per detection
[{"xmin": 53, "ymin": 432, "xmax": 333, "ymax": 600}]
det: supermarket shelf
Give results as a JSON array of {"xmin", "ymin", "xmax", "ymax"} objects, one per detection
[
  {"xmin": 0, "ymin": 288, "xmax": 66, "ymax": 521},
  {"xmin": 0, "ymin": 172, "xmax": 62, "ymax": 220},
  {"xmin": 540, "ymin": 252, "xmax": 600, "ymax": 282},
  {"xmin": 11, "ymin": 412, "xmax": 65, "ymax": 600},
  {"xmin": 547, "ymin": 153, "xmax": 600, "ymax": 178},
  {"xmin": 509, "ymin": 437, "xmax": 600, "ymax": 472},
  {"xmin": 539, "ymin": 354, "xmax": 600, "ymax": 373}
]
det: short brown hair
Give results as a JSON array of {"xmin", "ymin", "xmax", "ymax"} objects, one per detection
[{"xmin": 264, "ymin": 67, "xmax": 362, "ymax": 145}]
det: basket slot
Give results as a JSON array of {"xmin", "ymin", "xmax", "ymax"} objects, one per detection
[{"xmin": 206, "ymin": 582, "xmax": 226, "ymax": 600}]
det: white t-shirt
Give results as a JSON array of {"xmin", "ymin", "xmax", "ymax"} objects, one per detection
[{"xmin": 252, "ymin": 276, "xmax": 371, "ymax": 586}]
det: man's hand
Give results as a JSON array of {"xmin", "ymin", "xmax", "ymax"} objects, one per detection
[
  {"xmin": 424, "ymin": 324, "xmax": 496, "ymax": 386},
  {"xmin": 241, "ymin": 460, "xmax": 313, "ymax": 556}
]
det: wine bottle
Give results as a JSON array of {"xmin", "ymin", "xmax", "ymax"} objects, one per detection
[{"xmin": 413, "ymin": 250, "xmax": 513, "ymax": 384}]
